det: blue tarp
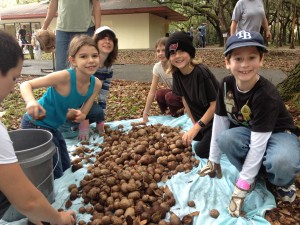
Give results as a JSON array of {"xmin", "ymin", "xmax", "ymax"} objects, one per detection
[{"xmin": 0, "ymin": 115, "xmax": 276, "ymax": 225}]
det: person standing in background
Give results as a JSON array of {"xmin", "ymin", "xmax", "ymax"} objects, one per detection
[
  {"xmin": 198, "ymin": 23, "xmax": 207, "ymax": 48},
  {"xmin": 230, "ymin": 0, "xmax": 272, "ymax": 41},
  {"xmin": 18, "ymin": 25, "xmax": 29, "ymax": 51},
  {"xmin": 189, "ymin": 25, "xmax": 194, "ymax": 43},
  {"xmin": 31, "ymin": 30, "xmax": 42, "ymax": 60},
  {"xmin": 42, "ymin": 0, "xmax": 101, "ymax": 71}
]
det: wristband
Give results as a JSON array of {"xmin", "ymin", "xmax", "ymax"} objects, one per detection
[
  {"xmin": 197, "ymin": 120, "xmax": 206, "ymax": 128},
  {"xmin": 236, "ymin": 178, "xmax": 250, "ymax": 191}
]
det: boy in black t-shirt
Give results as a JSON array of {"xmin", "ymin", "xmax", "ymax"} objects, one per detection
[{"xmin": 199, "ymin": 30, "xmax": 300, "ymax": 217}]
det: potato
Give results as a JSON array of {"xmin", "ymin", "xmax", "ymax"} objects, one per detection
[{"xmin": 210, "ymin": 209, "xmax": 220, "ymax": 218}]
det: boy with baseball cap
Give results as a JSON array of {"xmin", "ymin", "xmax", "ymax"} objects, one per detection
[{"xmin": 199, "ymin": 30, "xmax": 300, "ymax": 217}]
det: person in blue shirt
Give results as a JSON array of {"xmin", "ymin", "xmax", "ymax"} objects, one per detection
[
  {"xmin": 20, "ymin": 35, "xmax": 102, "ymax": 179},
  {"xmin": 198, "ymin": 23, "xmax": 207, "ymax": 48}
]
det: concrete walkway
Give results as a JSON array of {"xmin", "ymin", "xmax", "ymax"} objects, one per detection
[{"xmin": 22, "ymin": 59, "xmax": 287, "ymax": 86}]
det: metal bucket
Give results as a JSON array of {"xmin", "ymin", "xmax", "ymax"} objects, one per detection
[{"xmin": 1, "ymin": 129, "xmax": 56, "ymax": 222}]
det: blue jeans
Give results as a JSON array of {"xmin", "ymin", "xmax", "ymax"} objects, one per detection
[
  {"xmin": 217, "ymin": 127, "xmax": 300, "ymax": 186},
  {"xmin": 87, "ymin": 102, "xmax": 105, "ymax": 123},
  {"xmin": 55, "ymin": 26, "xmax": 95, "ymax": 71},
  {"xmin": 201, "ymin": 35, "xmax": 206, "ymax": 48},
  {"xmin": 20, "ymin": 114, "xmax": 70, "ymax": 179},
  {"xmin": 193, "ymin": 122, "xmax": 213, "ymax": 159}
]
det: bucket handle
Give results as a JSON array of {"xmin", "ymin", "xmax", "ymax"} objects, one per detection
[{"xmin": 36, "ymin": 147, "xmax": 59, "ymax": 189}]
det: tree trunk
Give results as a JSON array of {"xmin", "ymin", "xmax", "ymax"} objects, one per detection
[
  {"xmin": 289, "ymin": 0, "xmax": 297, "ymax": 49},
  {"xmin": 274, "ymin": 0, "xmax": 282, "ymax": 48},
  {"xmin": 277, "ymin": 61, "xmax": 300, "ymax": 101}
]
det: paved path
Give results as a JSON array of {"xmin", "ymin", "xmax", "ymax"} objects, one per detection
[{"xmin": 22, "ymin": 59, "xmax": 287, "ymax": 86}]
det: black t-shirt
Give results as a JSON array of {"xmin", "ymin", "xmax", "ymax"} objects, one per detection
[
  {"xmin": 216, "ymin": 75, "xmax": 296, "ymax": 132},
  {"xmin": 19, "ymin": 28, "xmax": 26, "ymax": 38},
  {"xmin": 172, "ymin": 64, "xmax": 219, "ymax": 122}
]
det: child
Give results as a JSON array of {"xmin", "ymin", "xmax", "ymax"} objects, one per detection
[
  {"xmin": 143, "ymin": 37, "xmax": 184, "ymax": 123},
  {"xmin": 199, "ymin": 30, "xmax": 300, "ymax": 217},
  {"xmin": 31, "ymin": 30, "xmax": 42, "ymax": 60},
  {"xmin": 20, "ymin": 34, "xmax": 102, "ymax": 179},
  {"xmin": 165, "ymin": 31, "xmax": 219, "ymax": 158},
  {"xmin": 78, "ymin": 26, "xmax": 118, "ymax": 140},
  {"xmin": 0, "ymin": 30, "xmax": 75, "ymax": 225}
]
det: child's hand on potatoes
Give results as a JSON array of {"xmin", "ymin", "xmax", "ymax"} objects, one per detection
[{"xmin": 26, "ymin": 100, "xmax": 46, "ymax": 120}]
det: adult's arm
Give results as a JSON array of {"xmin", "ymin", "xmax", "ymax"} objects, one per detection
[
  {"xmin": 230, "ymin": 20, "xmax": 238, "ymax": 36},
  {"xmin": 42, "ymin": 0, "xmax": 58, "ymax": 30},
  {"xmin": 92, "ymin": 0, "xmax": 101, "ymax": 29},
  {"xmin": 0, "ymin": 163, "xmax": 75, "ymax": 224},
  {"xmin": 262, "ymin": 17, "xmax": 272, "ymax": 41}
]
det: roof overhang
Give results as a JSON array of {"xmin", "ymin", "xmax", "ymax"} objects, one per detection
[{"xmin": 102, "ymin": 6, "xmax": 188, "ymax": 21}]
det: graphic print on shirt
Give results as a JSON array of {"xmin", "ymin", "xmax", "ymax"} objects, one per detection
[{"xmin": 224, "ymin": 83, "xmax": 250, "ymax": 127}]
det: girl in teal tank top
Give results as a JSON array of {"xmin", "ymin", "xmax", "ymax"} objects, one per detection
[{"xmin": 20, "ymin": 35, "xmax": 102, "ymax": 179}]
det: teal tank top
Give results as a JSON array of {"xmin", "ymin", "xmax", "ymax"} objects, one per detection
[{"xmin": 32, "ymin": 68, "xmax": 95, "ymax": 129}]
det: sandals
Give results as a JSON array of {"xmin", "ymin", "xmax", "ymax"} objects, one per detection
[{"xmin": 198, "ymin": 160, "xmax": 222, "ymax": 179}]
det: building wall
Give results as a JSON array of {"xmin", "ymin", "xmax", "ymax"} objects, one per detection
[
  {"xmin": 0, "ymin": 13, "xmax": 170, "ymax": 49},
  {"xmin": 149, "ymin": 14, "xmax": 169, "ymax": 49},
  {"xmin": 102, "ymin": 13, "xmax": 150, "ymax": 49}
]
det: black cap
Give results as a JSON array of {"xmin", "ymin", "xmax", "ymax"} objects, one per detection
[
  {"xmin": 224, "ymin": 30, "xmax": 268, "ymax": 56},
  {"xmin": 165, "ymin": 31, "xmax": 195, "ymax": 59}
]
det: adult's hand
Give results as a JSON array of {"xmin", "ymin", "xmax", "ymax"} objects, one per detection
[{"xmin": 265, "ymin": 30, "xmax": 272, "ymax": 41}]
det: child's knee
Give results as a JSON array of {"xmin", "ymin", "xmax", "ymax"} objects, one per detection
[{"xmin": 217, "ymin": 130, "xmax": 234, "ymax": 147}]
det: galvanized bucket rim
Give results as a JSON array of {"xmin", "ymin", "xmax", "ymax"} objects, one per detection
[{"xmin": 8, "ymin": 128, "xmax": 53, "ymax": 152}]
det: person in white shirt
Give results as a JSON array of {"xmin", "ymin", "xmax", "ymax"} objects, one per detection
[{"xmin": 0, "ymin": 30, "xmax": 76, "ymax": 225}]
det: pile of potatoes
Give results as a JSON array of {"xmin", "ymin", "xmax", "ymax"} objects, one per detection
[{"xmin": 68, "ymin": 123, "xmax": 200, "ymax": 225}]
